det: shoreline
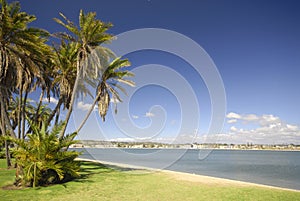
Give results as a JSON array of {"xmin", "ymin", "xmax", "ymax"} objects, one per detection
[
  {"xmin": 76, "ymin": 158, "xmax": 300, "ymax": 193},
  {"xmin": 72, "ymin": 147, "xmax": 300, "ymax": 152}
]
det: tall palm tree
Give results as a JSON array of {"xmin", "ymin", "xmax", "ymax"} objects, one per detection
[
  {"xmin": 46, "ymin": 41, "xmax": 78, "ymax": 126},
  {"xmin": 53, "ymin": 10, "xmax": 115, "ymax": 138},
  {"xmin": 0, "ymin": 0, "xmax": 51, "ymax": 136}
]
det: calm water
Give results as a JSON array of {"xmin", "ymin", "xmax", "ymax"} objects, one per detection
[{"xmin": 77, "ymin": 148, "xmax": 300, "ymax": 190}]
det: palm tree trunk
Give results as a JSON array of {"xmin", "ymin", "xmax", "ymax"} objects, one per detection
[
  {"xmin": 17, "ymin": 83, "xmax": 23, "ymax": 139},
  {"xmin": 21, "ymin": 90, "xmax": 28, "ymax": 139},
  {"xmin": 54, "ymin": 106, "xmax": 60, "ymax": 125},
  {"xmin": 4, "ymin": 140, "xmax": 11, "ymax": 168},
  {"xmin": 0, "ymin": 93, "xmax": 16, "ymax": 138},
  {"xmin": 0, "ymin": 93, "xmax": 14, "ymax": 168},
  {"xmin": 47, "ymin": 97, "xmax": 63, "ymax": 126},
  {"xmin": 60, "ymin": 59, "xmax": 82, "ymax": 139},
  {"xmin": 76, "ymin": 90, "xmax": 101, "ymax": 133},
  {"xmin": 34, "ymin": 89, "xmax": 45, "ymax": 124}
]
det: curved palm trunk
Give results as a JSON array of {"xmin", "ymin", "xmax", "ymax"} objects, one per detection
[
  {"xmin": 60, "ymin": 58, "xmax": 82, "ymax": 139},
  {"xmin": 65, "ymin": 88, "xmax": 101, "ymax": 151},
  {"xmin": 76, "ymin": 91, "xmax": 101, "ymax": 133},
  {"xmin": 47, "ymin": 97, "xmax": 63, "ymax": 126},
  {"xmin": 54, "ymin": 106, "xmax": 60, "ymax": 125}
]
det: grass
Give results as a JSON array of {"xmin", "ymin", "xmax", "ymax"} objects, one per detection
[{"xmin": 0, "ymin": 159, "xmax": 300, "ymax": 201}]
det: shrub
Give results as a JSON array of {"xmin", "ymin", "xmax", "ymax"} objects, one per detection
[{"xmin": 11, "ymin": 121, "xmax": 81, "ymax": 187}]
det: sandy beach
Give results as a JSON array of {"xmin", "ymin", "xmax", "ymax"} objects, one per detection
[{"xmin": 77, "ymin": 158, "xmax": 300, "ymax": 193}]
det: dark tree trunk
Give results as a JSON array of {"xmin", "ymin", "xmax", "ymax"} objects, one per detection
[
  {"xmin": 17, "ymin": 83, "xmax": 23, "ymax": 139},
  {"xmin": 54, "ymin": 106, "xmax": 60, "ymax": 125},
  {"xmin": 0, "ymin": 93, "xmax": 14, "ymax": 168},
  {"xmin": 21, "ymin": 91, "xmax": 28, "ymax": 139},
  {"xmin": 34, "ymin": 89, "xmax": 45, "ymax": 124},
  {"xmin": 60, "ymin": 59, "xmax": 81, "ymax": 139},
  {"xmin": 5, "ymin": 140, "xmax": 11, "ymax": 168},
  {"xmin": 47, "ymin": 97, "xmax": 63, "ymax": 126},
  {"xmin": 0, "ymin": 93, "xmax": 16, "ymax": 138}
]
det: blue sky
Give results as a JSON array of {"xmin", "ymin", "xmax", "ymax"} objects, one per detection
[{"xmin": 15, "ymin": 0, "xmax": 300, "ymax": 144}]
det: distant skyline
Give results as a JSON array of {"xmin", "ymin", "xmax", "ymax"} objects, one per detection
[{"xmin": 14, "ymin": 0, "xmax": 300, "ymax": 144}]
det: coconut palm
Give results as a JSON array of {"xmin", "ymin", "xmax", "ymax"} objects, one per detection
[
  {"xmin": 46, "ymin": 41, "xmax": 79, "ymax": 126},
  {"xmin": 0, "ymin": 0, "xmax": 51, "ymax": 136},
  {"xmin": 53, "ymin": 10, "xmax": 116, "ymax": 138},
  {"xmin": 7, "ymin": 97, "xmax": 51, "ymax": 137},
  {"xmin": 0, "ymin": 0, "xmax": 52, "ymax": 167},
  {"xmin": 77, "ymin": 57, "xmax": 135, "ymax": 132}
]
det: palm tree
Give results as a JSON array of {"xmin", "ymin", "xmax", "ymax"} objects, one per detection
[
  {"xmin": 77, "ymin": 57, "xmax": 135, "ymax": 133},
  {"xmin": 53, "ymin": 10, "xmax": 115, "ymax": 138},
  {"xmin": 11, "ymin": 121, "xmax": 80, "ymax": 187},
  {"xmin": 46, "ymin": 41, "xmax": 79, "ymax": 126},
  {"xmin": 0, "ymin": 0, "xmax": 51, "ymax": 167},
  {"xmin": 0, "ymin": 0, "xmax": 51, "ymax": 137}
]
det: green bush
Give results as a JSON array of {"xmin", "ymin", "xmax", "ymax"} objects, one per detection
[
  {"xmin": 0, "ymin": 148, "xmax": 5, "ymax": 159},
  {"xmin": 11, "ymin": 121, "xmax": 81, "ymax": 187},
  {"xmin": 0, "ymin": 137, "xmax": 4, "ymax": 158}
]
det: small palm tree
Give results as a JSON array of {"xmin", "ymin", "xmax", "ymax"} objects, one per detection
[{"xmin": 11, "ymin": 121, "xmax": 80, "ymax": 187}]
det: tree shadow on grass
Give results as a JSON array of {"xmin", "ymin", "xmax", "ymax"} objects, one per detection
[
  {"xmin": 74, "ymin": 161, "xmax": 147, "ymax": 184},
  {"xmin": 73, "ymin": 161, "xmax": 149, "ymax": 183},
  {"xmin": 72, "ymin": 161, "xmax": 118, "ymax": 184}
]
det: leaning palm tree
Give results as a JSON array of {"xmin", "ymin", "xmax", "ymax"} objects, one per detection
[
  {"xmin": 53, "ymin": 10, "xmax": 115, "ymax": 138},
  {"xmin": 76, "ymin": 57, "xmax": 135, "ymax": 133}
]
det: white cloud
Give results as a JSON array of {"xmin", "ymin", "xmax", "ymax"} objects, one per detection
[
  {"xmin": 226, "ymin": 112, "xmax": 241, "ymax": 119},
  {"xmin": 227, "ymin": 112, "xmax": 280, "ymax": 126},
  {"xmin": 132, "ymin": 115, "xmax": 139, "ymax": 119},
  {"xmin": 243, "ymin": 114, "xmax": 259, "ymax": 121},
  {"xmin": 77, "ymin": 101, "xmax": 97, "ymax": 111},
  {"xmin": 42, "ymin": 97, "xmax": 59, "ymax": 104},
  {"xmin": 259, "ymin": 114, "xmax": 280, "ymax": 126},
  {"xmin": 110, "ymin": 98, "xmax": 120, "ymax": 103},
  {"xmin": 287, "ymin": 124, "xmax": 298, "ymax": 131},
  {"xmin": 109, "ymin": 138, "xmax": 135, "ymax": 142},
  {"xmin": 220, "ymin": 112, "xmax": 300, "ymax": 144},
  {"xmin": 28, "ymin": 99, "xmax": 35, "ymax": 103},
  {"xmin": 145, "ymin": 112, "xmax": 155, "ymax": 117},
  {"xmin": 227, "ymin": 119, "xmax": 237, "ymax": 124},
  {"xmin": 230, "ymin": 126, "xmax": 238, "ymax": 132}
]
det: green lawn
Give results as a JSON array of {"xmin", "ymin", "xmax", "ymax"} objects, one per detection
[{"xmin": 0, "ymin": 159, "xmax": 299, "ymax": 201}]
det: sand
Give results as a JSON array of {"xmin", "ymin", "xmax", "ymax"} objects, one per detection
[{"xmin": 77, "ymin": 158, "xmax": 300, "ymax": 192}]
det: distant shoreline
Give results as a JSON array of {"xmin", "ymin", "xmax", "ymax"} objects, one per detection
[
  {"xmin": 71, "ymin": 140, "xmax": 300, "ymax": 151},
  {"xmin": 71, "ymin": 146, "xmax": 300, "ymax": 152}
]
